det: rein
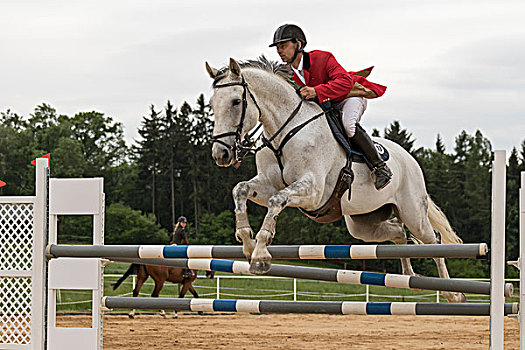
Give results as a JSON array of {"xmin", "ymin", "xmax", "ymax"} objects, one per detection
[{"xmin": 212, "ymin": 74, "xmax": 326, "ymax": 185}]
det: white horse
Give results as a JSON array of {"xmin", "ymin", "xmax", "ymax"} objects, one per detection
[{"xmin": 206, "ymin": 57, "xmax": 465, "ymax": 303}]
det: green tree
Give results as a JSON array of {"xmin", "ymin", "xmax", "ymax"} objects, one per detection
[
  {"xmin": 451, "ymin": 130, "xmax": 492, "ymax": 244},
  {"xmin": 506, "ymin": 148, "xmax": 521, "ymax": 268},
  {"xmin": 105, "ymin": 203, "xmax": 168, "ymax": 244},
  {"xmin": 383, "ymin": 120, "xmax": 416, "ymax": 154},
  {"xmin": 69, "ymin": 111, "xmax": 128, "ymax": 176},
  {"xmin": 52, "ymin": 138, "xmax": 87, "ymax": 177},
  {"xmin": 134, "ymin": 105, "xmax": 163, "ymax": 217}
]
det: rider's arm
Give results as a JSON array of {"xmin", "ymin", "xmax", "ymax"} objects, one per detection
[
  {"xmin": 312, "ymin": 53, "xmax": 355, "ymax": 102},
  {"xmin": 182, "ymin": 229, "xmax": 189, "ymax": 245}
]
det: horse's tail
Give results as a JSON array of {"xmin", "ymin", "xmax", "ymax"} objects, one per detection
[
  {"xmin": 112, "ymin": 264, "xmax": 140, "ymax": 290},
  {"xmin": 427, "ymin": 195, "xmax": 462, "ymax": 244}
]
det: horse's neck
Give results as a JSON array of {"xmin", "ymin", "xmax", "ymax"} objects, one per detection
[{"xmin": 245, "ymin": 70, "xmax": 322, "ymax": 140}]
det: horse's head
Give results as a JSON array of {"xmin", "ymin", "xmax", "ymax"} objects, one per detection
[{"xmin": 206, "ymin": 58, "xmax": 261, "ymax": 167}]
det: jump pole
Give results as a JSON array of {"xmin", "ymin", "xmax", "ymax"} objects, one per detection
[
  {"xmin": 47, "ymin": 243, "xmax": 489, "ymax": 260},
  {"xmin": 103, "ymin": 297, "xmax": 519, "ymax": 316},
  {"xmin": 107, "ymin": 257, "xmax": 513, "ymax": 297}
]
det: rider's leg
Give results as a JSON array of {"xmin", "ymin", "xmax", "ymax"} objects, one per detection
[
  {"xmin": 341, "ymin": 96, "xmax": 367, "ymax": 138},
  {"xmin": 341, "ymin": 97, "xmax": 392, "ymax": 190}
]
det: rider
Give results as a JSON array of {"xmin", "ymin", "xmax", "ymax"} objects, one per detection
[
  {"xmin": 269, "ymin": 24, "xmax": 392, "ymax": 190},
  {"xmin": 170, "ymin": 216, "xmax": 191, "ymax": 278},
  {"xmin": 170, "ymin": 216, "xmax": 189, "ymax": 245}
]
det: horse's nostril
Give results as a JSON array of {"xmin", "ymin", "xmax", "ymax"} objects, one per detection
[{"xmin": 222, "ymin": 149, "xmax": 230, "ymax": 161}]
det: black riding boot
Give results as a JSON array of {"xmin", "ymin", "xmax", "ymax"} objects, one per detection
[{"xmin": 351, "ymin": 124, "xmax": 392, "ymax": 190}]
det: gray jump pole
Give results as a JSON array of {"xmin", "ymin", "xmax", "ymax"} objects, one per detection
[
  {"xmin": 106, "ymin": 257, "xmax": 513, "ymax": 297},
  {"xmin": 47, "ymin": 243, "xmax": 488, "ymax": 260},
  {"xmin": 102, "ymin": 297, "xmax": 519, "ymax": 316}
]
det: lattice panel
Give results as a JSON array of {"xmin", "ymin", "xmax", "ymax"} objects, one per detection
[
  {"xmin": 0, "ymin": 203, "xmax": 34, "ymax": 270},
  {"xmin": 0, "ymin": 277, "xmax": 32, "ymax": 344},
  {"xmin": 1, "ymin": 202, "xmax": 34, "ymax": 345}
]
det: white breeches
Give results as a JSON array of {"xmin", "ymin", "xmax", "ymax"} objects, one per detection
[{"xmin": 341, "ymin": 97, "xmax": 367, "ymax": 137}]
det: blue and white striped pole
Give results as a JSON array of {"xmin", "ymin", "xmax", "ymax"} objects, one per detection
[
  {"xmin": 102, "ymin": 297, "xmax": 519, "ymax": 316},
  {"xmin": 109, "ymin": 257, "xmax": 513, "ymax": 297},
  {"xmin": 48, "ymin": 243, "xmax": 488, "ymax": 260}
]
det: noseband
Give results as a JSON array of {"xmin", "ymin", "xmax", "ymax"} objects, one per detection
[{"xmin": 211, "ymin": 75, "xmax": 262, "ymax": 160}]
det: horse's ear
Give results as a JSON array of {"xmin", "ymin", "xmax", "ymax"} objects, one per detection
[
  {"xmin": 205, "ymin": 62, "xmax": 218, "ymax": 79},
  {"xmin": 229, "ymin": 58, "xmax": 241, "ymax": 77}
]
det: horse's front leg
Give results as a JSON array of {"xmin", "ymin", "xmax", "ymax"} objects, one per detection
[
  {"xmin": 233, "ymin": 175, "xmax": 278, "ymax": 260},
  {"xmin": 250, "ymin": 175, "xmax": 317, "ymax": 274}
]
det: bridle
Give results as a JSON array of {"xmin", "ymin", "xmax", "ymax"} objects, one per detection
[
  {"xmin": 211, "ymin": 74, "xmax": 326, "ymax": 184},
  {"xmin": 211, "ymin": 75, "xmax": 263, "ymax": 161}
]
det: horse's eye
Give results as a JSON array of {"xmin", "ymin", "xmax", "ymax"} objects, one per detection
[{"xmin": 232, "ymin": 99, "xmax": 241, "ymax": 106}]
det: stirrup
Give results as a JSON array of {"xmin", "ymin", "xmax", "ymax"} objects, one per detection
[{"xmin": 370, "ymin": 165, "xmax": 392, "ymax": 190}]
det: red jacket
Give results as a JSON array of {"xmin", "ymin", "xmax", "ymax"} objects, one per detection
[{"xmin": 292, "ymin": 50, "xmax": 387, "ymax": 103}]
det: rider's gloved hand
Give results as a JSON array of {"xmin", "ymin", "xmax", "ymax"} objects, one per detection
[{"xmin": 299, "ymin": 86, "xmax": 317, "ymax": 100}]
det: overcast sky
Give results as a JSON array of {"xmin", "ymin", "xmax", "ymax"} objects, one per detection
[{"xmin": 1, "ymin": 0, "xmax": 524, "ymax": 154}]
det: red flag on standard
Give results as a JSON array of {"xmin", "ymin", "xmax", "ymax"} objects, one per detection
[
  {"xmin": 31, "ymin": 153, "xmax": 51, "ymax": 167},
  {"xmin": 0, "ymin": 180, "xmax": 6, "ymax": 187}
]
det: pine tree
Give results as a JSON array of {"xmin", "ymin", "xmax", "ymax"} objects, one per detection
[
  {"xmin": 451, "ymin": 130, "xmax": 492, "ymax": 244},
  {"xmin": 164, "ymin": 101, "xmax": 178, "ymax": 228},
  {"xmin": 435, "ymin": 134, "xmax": 446, "ymax": 154},
  {"xmin": 520, "ymin": 140, "xmax": 525, "ymax": 171},
  {"xmin": 383, "ymin": 120, "xmax": 415, "ymax": 154},
  {"xmin": 134, "ymin": 105, "xmax": 163, "ymax": 219}
]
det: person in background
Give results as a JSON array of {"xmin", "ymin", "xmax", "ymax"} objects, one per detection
[
  {"xmin": 170, "ymin": 216, "xmax": 189, "ymax": 245},
  {"xmin": 170, "ymin": 216, "xmax": 192, "ymax": 277}
]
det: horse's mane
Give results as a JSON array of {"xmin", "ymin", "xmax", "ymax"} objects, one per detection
[{"xmin": 212, "ymin": 55, "xmax": 298, "ymax": 89}]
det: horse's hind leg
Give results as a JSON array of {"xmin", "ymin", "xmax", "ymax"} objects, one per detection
[
  {"xmin": 172, "ymin": 280, "xmax": 191, "ymax": 319},
  {"xmin": 151, "ymin": 280, "xmax": 166, "ymax": 318},
  {"xmin": 395, "ymin": 199, "xmax": 466, "ymax": 303},
  {"xmin": 187, "ymin": 285, "xmax": 199, "ymax": 298},
  {"xmin": 129, "ymin": 268, "xmax": 148, "ymax": 319}
]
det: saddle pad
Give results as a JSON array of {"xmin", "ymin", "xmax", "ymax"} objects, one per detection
[{"xmin": 352, "ymin": 141, "xmax": 390, "ymax": 163}]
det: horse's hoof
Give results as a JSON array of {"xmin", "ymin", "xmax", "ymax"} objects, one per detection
[
  {"xmin": 128, "ymin": 314, "xmax": 135, "ymax": 319},
  {"xmin": 452, "ymin": 293, "xmax": 467, "ymax": 303},
  {"xmin": 198, "ymin": 311, "xmax": 204, "ymax": 316},
  {"xmin": 443, "ymin": 291, "xmax": 467, "ymax": 303},
  {"xmin": 236, "ymin": 230, "xmax": 256, "ymax": 259},
  {"xmin": 249, "ymin": 260, "xmax": 271, "ymax": 274},
  {"xmin": 172, "ymin": 313, "xmax": 178, "ymax": 319}
]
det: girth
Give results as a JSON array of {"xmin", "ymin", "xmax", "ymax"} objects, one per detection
[
  {"xmin": 295, "ymin": 103, "xmax": 354, "ymax": 223},
  {"xmin": 299, "ymin": 158, "xmax": 353, "ymax": 223}
]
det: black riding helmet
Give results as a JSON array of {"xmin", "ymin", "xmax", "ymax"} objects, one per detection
[
  {"xmin": 177, "ymin": 216, "xmax": 187, "ymax": 223},
  {"xmin": 269, "ymin": 24, "xmax": 307, "ymax": 48}
]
